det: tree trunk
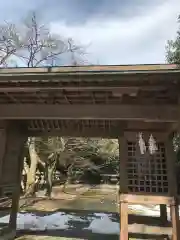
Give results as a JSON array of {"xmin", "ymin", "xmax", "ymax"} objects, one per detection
[
  {"xmin": 25, "ymin": 137, "xmax": 38, "ymax": 196},
  {"xmin": 45, "ymin": 160, "xmax": 56, "ymax": 198},
  {"xmin": 62, "ymin": 177, "xmax": 70, "ymax": 192},
  {"xmin": 62, "ymin": 164, "xmax": 74, "ymax": 192},
  {"xmin": 45, "ymin": 168, "xmax": 53, "ymax": 197}
]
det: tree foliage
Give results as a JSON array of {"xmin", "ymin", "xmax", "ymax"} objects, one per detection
[
  {"xmin": 166, "ymin": 14, "xmax": 180, "ymax": 162},
  {"xmin": 166, "ymin": 15, "xmax": 180, "ymax": 64},
  {"xmin": 0, "ymin": 22, "xmax": 22, "ymax": 67}
]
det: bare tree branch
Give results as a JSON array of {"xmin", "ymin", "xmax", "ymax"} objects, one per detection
[
  {"xmin": 10, "ymin": 11, "xmax": 88, "ymax": 67},
  {"xmin": 0, "ymin": 22, "xmax": 22, "ymax": 67},
  {"xmin": 14, "ymin": 12, "xmax": 77, "ymax": 67}
]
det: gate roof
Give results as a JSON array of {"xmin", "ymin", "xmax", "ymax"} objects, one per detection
[{"xmin": 0, "ymin": 64, "xmax": 179, "ymax": 137}]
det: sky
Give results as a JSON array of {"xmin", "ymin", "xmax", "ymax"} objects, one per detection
[{"xmin": 0, "ymin": 0, "xmax": 180, "ymax": 65}]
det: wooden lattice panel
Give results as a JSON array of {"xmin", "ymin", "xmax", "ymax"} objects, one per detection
[{"xmin": 127, "ymin": 142, "xmax": 168, "ymax": 194}]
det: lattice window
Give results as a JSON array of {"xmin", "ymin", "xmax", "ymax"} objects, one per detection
[{"xmin": 127, "ymin": 142, "xmax": 168, "ymax": 193}]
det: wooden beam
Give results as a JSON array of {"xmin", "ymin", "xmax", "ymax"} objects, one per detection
[
  {"xmin": 119, "ymin": 194, "xmax": 175, "ymax": 205},
  {"xmin": 127, "ymin": 121, "xmax": 172, "ymax": 130},
  {"xmin": 0, "ymin": 86, "xmax": 167, "ymax": 92},
  {"xmin": 0, "ymin": 104, "xmax": 178, "ymax": 121},
  {"xmin": 28, "ymin": 128, "xmax": 122, "ymax": 138},
  {"xmin": 27, "ymin": 121, "xmax": 171, "ymax": 138},
  {"xmin": 0, "ymin": 63, "xmax": 177, "ymax": 75},
  {"xmin": 28, "ymin": 129, "xmax": 171, "ymax": 138},
  {"xmin": 128, "ymin": 223, "xmax": 171, "ymax": 236}
]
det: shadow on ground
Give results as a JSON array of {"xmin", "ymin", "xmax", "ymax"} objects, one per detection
[
  {"xmin": 16, "ymin": 230, "xmax": 119, "ymax": 240},
  {"xmin": 12, "ymin": 208, "xmax": 171, "ymax": 240}
]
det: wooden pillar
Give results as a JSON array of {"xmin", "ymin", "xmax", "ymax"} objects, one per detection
[
  {"xmin": 165, "ymin": 133, "xmax": 179, "ymax": 240},
  {"xmin": 120, "ymin": 201, "xmax": 128, "ymax": 240},
  {"xmin": 160, "ymin": 204, "xmax": 168, "ymax": 224},
  {"xmin": 170, "ymin": 198, "xmax": 179, "ymax": 240},
  {"xmin": 9, "ymin": 149, "xmax": 26, "ymax": 231},
  {"xmin": 118, "ymin": 135, "xmax": 128, "ymax": 240},
  {"xmin": 0, "ymin": 124, "xmax": 8, "ymax": 180},
  {"xmin": 0, "ymin": 122, "xmax": 27, "ymax": 236}
]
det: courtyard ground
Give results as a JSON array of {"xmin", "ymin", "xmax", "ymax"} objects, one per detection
[{"xmin": 0, "ymin": 184, "xmax": 174, "ymax": 239}]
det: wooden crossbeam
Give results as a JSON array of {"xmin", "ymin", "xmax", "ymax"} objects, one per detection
[
  {"xmin": 0, "ymin": 63, "xmax": 177, "ymax": 75},
  {"xmin": 0, "ymin": 104, "xmax": 178, "ymax": 122},
  {"xmin": 27, "ymin": 120, "xmax": 172, "ymax": 137},
  {"xmin": 119, "ymin": 194, "xmax": 175, "ymax": 205},
  {"xmin": 0, "ymin": 86, "xmax": 168, "ymax": 92},
  {"xmin": 28, "ymin": 128, "xmax": 123, "ymax": 138}
]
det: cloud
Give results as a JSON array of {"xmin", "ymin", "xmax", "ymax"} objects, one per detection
[
  {"xmin": 50, "ymin": 0, "xmax": 180, "ymax": 64},
  {"xmin": 0, "ymin": 0, "xmax": 179, "ymax": 65}
]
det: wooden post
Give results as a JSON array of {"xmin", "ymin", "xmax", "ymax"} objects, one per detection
[
  {"xmin": 170, "ymin": 198, "xmax": 179, "ymax": 240},
  {"xmin": 118, "ymin": 135, "xmax": 128, "ymax": 240},
  {"xmin": 120, "ymin": 201, "xmax": 128, "ymax": 240},
  {"xmin": 8, "ymin": 126, "xmax": 27, "ymax": 232},
  {"xmin": 165, "ymin": 133, "xmax": 179, "ymax": 240},
  {"xmin": 160, "ymin": 204, "xmax": 168, "ymax": 225},
  {"xmin": 0, "ymin": 122, "xmax": 27, "ymax": 236},
  {"xmin": 0, "ymin": 127, "xmax": 6, "ymax": 180},
  {"xmin": 9, "ymin": 145, "xmax": 26, "ymax": 231},
  {"xmin": 118, "ymin": 135, "xmax": 128, "ymax": 194}
]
